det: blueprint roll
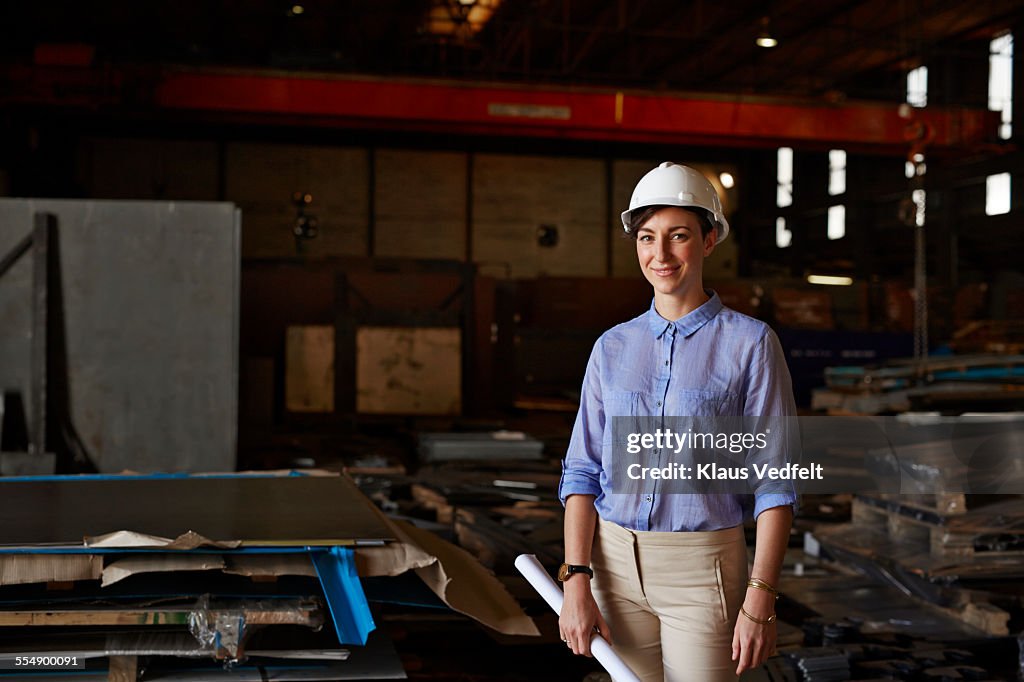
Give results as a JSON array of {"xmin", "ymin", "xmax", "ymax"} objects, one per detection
[{"xmin": 514, "ymin": 554, "xmax": 641, "ymax": 682}]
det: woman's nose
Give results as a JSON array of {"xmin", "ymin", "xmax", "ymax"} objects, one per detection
[{"xmin": 654, "ymin": 237, "xmax": 670, "ymax": 261}]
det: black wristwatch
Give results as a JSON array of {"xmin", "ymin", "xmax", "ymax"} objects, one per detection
[{"xmin": 557, "ymin": 563, "xmax": 594, "ymax": 581}]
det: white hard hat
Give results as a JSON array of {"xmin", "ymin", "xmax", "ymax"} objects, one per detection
[{"xmin": 621, "ymin": 162, "xmax": 730, "ymax": 242}]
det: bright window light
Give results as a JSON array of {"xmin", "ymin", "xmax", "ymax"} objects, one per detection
[
  {"xmin": 776, "ymin": 217, "xmax": 791, "ymax": 248},
  {"xmin": 907, "ymin": 65, "xmax": 928, "ymax": 108},
  {"xmin": 912, "ymin": 189, "xmax": 926, "ymax": 226},
  {"xmin": 807, "ymin": 274, "xmax": 853, "ymax": 286},
  {"xmin": 827, "ymin": 204, "xmax": 845, "ymax": 240},
  {"xmin": 828, "ymin": 149, "xmax": 846, "ymax": 196},
  {"xmin": 906, "ymin": 153, "xmax": 926, "ymax": 179},
  {"xmin": 986, "ymin": 172, "xmax": 1011, "ymax": 215},
  {"xmin": 777, "ymin": 147, "xmax": 793, "ymax": 208},
  {"xmin": 990, "ymin": 33, "xmax": 1013, "ymax": 140}
]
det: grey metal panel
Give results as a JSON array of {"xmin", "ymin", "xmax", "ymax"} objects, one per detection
[
  {"xmin": 0, "ymin": 199, "xmax": 239, "ymax": 473},
  {"xmin": 0, "ymin": 476, "xmax": 391, "ymax": 547}
]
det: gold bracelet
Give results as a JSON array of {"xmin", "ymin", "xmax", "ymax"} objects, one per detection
[
  {"xmin": 746, "ymin": 578, "xmax": 779, "ymax": 599},
  {"xmin": 739, "ymin": 606, "xmax": 777, "ymax": 625}
]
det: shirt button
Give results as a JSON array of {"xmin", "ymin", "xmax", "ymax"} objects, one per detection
[
  {"xmin": 657, "ymin": 401, "xmax": 662, "ymax": 407},
  {"xmin": 665, "ymin": 360, "xmax": 669, "ymax": 366},
  {"xmin": 646, "ymin": 496, "xmax": 652, "ymax": 502}
]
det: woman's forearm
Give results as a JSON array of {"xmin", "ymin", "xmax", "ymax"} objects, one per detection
[
  {"xmin": 564, "ymin": 494, "xmax": 598, "ymax": 564},
  {"xmin": 749, "ymin": 505, "xmax": 793, "ymax": 588}
]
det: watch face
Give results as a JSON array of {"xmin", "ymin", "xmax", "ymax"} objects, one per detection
[{"xmin": 557, "ymin": 564, "xmax": 569, "ymax": 581}]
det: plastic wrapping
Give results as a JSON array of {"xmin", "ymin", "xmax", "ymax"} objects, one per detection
[{"xmin": 187, "ymin": 595, "xmax": 246, "ymax": 658}]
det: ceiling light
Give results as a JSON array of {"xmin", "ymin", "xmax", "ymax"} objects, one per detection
[
  {"xmin": 807, "ymin": 274, "xmax": 853, "ymax": 286},
  {"xmin": 290, "ymin": 4, "xmax": 305, "ymax": 15},
  {"xmin": 756, "ymin": 17, "xmax": 777, "ymax": 48},
  {"xmin": 719, "ymin": 172, "xmax": 735, "ymax": 189}
]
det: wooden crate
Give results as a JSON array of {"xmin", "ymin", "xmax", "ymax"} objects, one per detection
[{"xmin": 285, "ymin": 325, "xmax": 335, "ymax": 413}]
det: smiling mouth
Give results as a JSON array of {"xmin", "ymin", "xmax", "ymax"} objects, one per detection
[{"xmin": 651, "ymin": 266, "xmax": 680, "ymax": 276}]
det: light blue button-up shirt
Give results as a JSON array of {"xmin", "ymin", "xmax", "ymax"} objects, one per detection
[{"xmin": 558, "ymin": 291, "xmax": 798, "ymax": 531}]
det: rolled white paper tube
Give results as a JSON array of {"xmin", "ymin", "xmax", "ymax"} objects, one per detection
[{"xmin": 514, "ymin": 554, "xmax": 641, "ymax": 682}]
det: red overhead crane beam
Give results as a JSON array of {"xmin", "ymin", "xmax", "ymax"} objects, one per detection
[{"xmin": 5, "ymin": 65, "xmax": 999, "ymax": 153}]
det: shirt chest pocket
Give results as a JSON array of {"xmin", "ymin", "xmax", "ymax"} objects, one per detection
[
  {"xmin": 671, "ymin": 389, "xmax": 736, "ymax": 416},
  {"xmin": 604, "ymin": 389, "xmax": 736, "ymax": 417}
]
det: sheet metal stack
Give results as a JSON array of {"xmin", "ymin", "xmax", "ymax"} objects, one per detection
[
  {"xmin": 782, "ymin": 648, "xmax": 851, "ymax": 681},
  {"xmin": 0, "ymin": 471, "xmax": 501, "ymax": 680},
  {"xmin": 811, "ymin": 354, "xmax": 1024, "ymax": 414},
  {"xmin": 417, "ymin": 431, "xmax": 545, "ymax": 463}
]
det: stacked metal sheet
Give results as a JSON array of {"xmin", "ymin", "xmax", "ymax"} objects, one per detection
[
  {"xmin": 0, "ymin": 472, "xmax": 435, "ymax": 679},
  {"xmin": 782, "ymin": 647, "xmax": 850, "ymax": 681},
  {"xmin": 417, "ymin": 431, "xmax": 545, "ymax": 462}
]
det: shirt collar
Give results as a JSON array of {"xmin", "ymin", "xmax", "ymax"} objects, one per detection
[{"xmin": 646, "ymin": 290, "xmax": 723, "ymax": 338}]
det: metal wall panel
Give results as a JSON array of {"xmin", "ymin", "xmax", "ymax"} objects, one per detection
[
  {"xmin": 225, "ymin": 143, "xmax": 368, "ymax": 258},
  {"xmin": 473, "ymin": 154, "xmax": 605, "ymax": 278},
  {"xmin": 0, "ymin": 199, "xmax": 239, "ymax": 473},
  {"xmin": 77, "ymin": 137, "xmax": 220, "ymax": 201},
  {"xmin": 374, "ymin": 149, "xmax": 467, "ymax": 260}
]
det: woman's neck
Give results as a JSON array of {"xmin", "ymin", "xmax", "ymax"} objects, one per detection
[{"xmin": 654, "ymin": 287, "xmax": 709, "ymax": 322}]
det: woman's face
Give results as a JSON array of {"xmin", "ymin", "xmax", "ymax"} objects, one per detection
[{"xmin": 635, "ymin": 207, "xmax": 716, "ymax": 301}]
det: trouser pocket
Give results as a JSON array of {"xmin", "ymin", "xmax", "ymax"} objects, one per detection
[{"xmin": 714, "ymin": 557, "xmax": 729, "ymax": 623}]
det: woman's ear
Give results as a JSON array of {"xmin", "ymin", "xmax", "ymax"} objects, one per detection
[{"xmin": 703, "ymin": 229, "xmax": 717, "ymax": 257}]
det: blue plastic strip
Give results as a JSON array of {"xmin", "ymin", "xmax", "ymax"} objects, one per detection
[
  {"xmin": 310, "ymin": 546, "xmax": 375, "ymax": 645},
  {"xmin": 0, "ymin": 471, "xmax": 309, "ymax": 484},
  {"xmin": 0, "ymin": 544, "xmax": 383, "ymax": 555}
]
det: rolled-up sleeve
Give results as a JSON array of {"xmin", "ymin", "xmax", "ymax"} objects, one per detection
[
  {"xmin": 558, "ymin": 340, "xmax": 605, "ymax": 505},
  {"xmin": 744, "ymin": 329, "xmax": 800, "ymax": 520}
]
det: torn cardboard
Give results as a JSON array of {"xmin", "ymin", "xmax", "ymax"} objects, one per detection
[
  {"xmin": 0, "ymin": 554, "xmax": 103, "ymax": 586},
  {"xmin": 102, "ymin": 555, "xmax": 227, "ymax": 587},
  {"xmin": 224, "ymin": 554, "xmax": 317, "ymax": 578},
  {"xmin": 356, "ymin": 509, "xmax": 539, "ymax": 637},
  {"xmin": 85, "ymin": 530, "xmax": 241, "ymax": 550}
]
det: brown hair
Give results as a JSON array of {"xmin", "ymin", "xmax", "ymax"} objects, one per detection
[{"xmin": 624, "ymin": 205, "xmax": 714, "ymax": 240}]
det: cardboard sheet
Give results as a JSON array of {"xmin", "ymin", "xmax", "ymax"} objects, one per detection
[
  {"xmin": 224, "ymin": 554, "xmax": 317, "ymax": 578},
  {"xmin": 87, "ymin": 531, "xmax": 241, "ymax": 551},
  {"xmin": 356, "ymin": 507, "xmax": 539, "ymax": 636},
  {"xmin": 0, "ymin": 553, "xmax": 103, "ymax": 586},
  {"xmin": 102, "ymin": 555, "xmax": 227, "ymax": 587}
]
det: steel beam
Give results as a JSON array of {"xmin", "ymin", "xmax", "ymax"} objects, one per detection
[
  {"xmin": 4, "ymin": 65, "xmax": 999, "ymax": 152},
  {"xmin": 31, "ymin": 214, "xmax": 52, "ymax": 457},
  {"xmin": 152, "ymin": 70, "xmax": 997, "ymax": 152}
]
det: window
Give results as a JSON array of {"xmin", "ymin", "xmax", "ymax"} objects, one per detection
[
  {"xmin": 986, "ymin": 172, "xmax": 1011, "ymax": 215},
  {"xmin": 907, "ymin": 65, "xmax": 928, "ymax": 108},
  {"xmin": 827, "ymin": 205, "xmax": 845, "ymax": 240},
  {"xmin": 775, "ymin": 217, "xmax": 791, "ymax": 248},
  {"xmin": 912, "ymin": 189, "xmax": 927, "ymax": 226},
  {"xmin": 990, "ymin": 33, "xmax": 1014, "ymax": 140},
  {"xmin": 828, "ymin": 150, "xmax": 846, "ymax": 196},
  {"xmin": 777, "ymin": 147, "xmax": 793, "ymax": 208}
]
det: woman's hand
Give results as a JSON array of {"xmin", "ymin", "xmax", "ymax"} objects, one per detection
[
  {"xmin": 731, "ymin": 586, "xmax": 776, "ymax": 674},
  {"xmin": 559, "ymin": 575, "xmax": 612, "ymax": 657}
]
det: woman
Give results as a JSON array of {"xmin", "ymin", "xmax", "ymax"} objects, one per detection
[{"xmin": 557, "ymin": 162, "xmax": 796, "ymax": 681}]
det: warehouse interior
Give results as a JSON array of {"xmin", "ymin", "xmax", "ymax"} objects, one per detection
[{"xmin": 2, "ymin": 0, "xmax": 1024, "ymax": 679}]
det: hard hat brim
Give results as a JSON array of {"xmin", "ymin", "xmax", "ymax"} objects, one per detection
[{"xmin": 620, "ymin": 207, "xmax": 730, "ymax": 243}]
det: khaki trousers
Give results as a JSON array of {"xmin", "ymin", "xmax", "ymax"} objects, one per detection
[{"xmin": 590, "ymin": 518, "xmax": 748, "ymax": 682}]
